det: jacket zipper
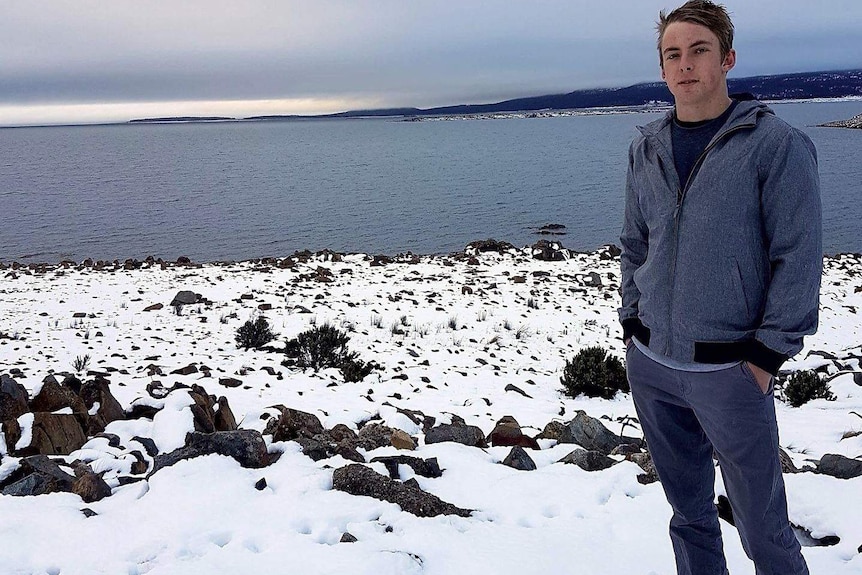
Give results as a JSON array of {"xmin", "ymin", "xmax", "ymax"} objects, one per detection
[{"xmin": 666, "ymin": 122, "xmax": 755, "ymax": 356}]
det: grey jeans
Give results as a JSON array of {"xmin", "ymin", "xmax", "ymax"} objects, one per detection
[{"xmin": 626, "ymin": 343, "xmax": 808, "ymax": 575}]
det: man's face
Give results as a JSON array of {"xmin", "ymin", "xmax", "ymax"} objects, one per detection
[{"xmin": 659, "ymin": 21, "xmax": 735, "ymax": 115}]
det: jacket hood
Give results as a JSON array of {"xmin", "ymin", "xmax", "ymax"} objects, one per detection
[{"xmin": 637, "ymin": 99, "xmax": 774, "ymax": 138}]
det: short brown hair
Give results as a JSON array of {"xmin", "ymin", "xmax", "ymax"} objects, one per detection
[{"xmin": 657, "ymin": 1, "xmax": 734, "ymax": 66}]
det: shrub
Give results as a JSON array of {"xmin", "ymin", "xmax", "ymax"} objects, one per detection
[
  {"xmin": 235, "ymin": 316, "xmax": 276, "ymax": 350},
  {"xmin": 72, "ymin": 353, "xmax": 91, "ymax": 373},
  {"xmin": 283, "ymin": 323, "xmax": 378, "ymax": 381},
  {"xmin": 294, "ymin": 323, "xmax": 351, "ymax": 371},
  {"xmin": 561, "ymin": 346, "xmax": 629, "ymax": 399},
  {"xmin": 340, "ymin": 355, "xmax": 380, "ymax": 383},
  {"xmin": 783, "ymin": 370, "xmax": 835, "ymax": 407}
]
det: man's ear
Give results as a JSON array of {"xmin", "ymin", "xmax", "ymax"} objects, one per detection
[
  {"xmin": 661, "ymin": 66, "xmax": 667, "ymax": 81},
  {"xmin": 722, "ymin": 49, "xmax": 736, "ymax": 73}
]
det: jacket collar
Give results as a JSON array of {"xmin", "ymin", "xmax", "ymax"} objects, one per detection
[{"xmin": 637, "ymin": 99, "xmax": 773, "ymax": 140}]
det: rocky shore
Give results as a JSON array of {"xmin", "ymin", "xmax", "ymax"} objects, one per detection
[
  {"xmin": 818, "ymin": 112, "xmax": 862, "ymax": 129},
  {"xmin": 2, "ymin": 242, "xmax": 861, "ymax": 574}
]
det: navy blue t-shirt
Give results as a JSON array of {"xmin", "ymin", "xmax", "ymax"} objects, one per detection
[{"xmin": 671, "ymin": 100, "xmax": 739, "ymax": 190}]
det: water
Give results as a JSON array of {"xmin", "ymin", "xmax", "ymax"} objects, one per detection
[{"xmin": 1, "ymin": 100, "xmax": 860, "ymax": 263}]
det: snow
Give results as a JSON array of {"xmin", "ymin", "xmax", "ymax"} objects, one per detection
[{"xmin": 1, "ymin": 249, "xmax": 861, "ymax": 574}]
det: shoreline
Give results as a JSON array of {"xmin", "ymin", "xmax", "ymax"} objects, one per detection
[{"xmin": 2, "ymin": 242, "xmax": 861, "ymax": 272}]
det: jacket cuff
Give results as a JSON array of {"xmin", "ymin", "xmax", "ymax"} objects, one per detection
[
  {"xmin": 621, "ymin": 318, "xmax": 650, "ymax": 345},
  {"xmin": 744, "ymin": 340, "xmax": 789, "ymax": 376}
]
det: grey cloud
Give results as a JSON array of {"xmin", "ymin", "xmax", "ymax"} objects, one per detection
[{"xmin": 1, "ymin": 1, "xmax": 860, "ymax": 121}]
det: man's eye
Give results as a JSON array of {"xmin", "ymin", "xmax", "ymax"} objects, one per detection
[{"xmin": 666, "ymin": 54, "xmax": 678, "ymax": 60}]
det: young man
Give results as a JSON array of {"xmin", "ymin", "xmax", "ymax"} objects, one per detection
[{"xmin": 619, "ymin": 2, "xmax": 821, "ymax": 574}]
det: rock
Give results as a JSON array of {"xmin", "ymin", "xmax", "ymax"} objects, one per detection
[
  {"xmin": 131, "ymin": 436, "xmax": 159, "ymax": 457},
  {"xmin": 151, "ymin": 430, "xmax": 270, "ymax": 475},
  {"xmin": 598, "ymin": 244, "xmax": 622, "ymax": 260},
  {"xmin": 583, "ymin": 272, "xmax": 603, "ymax": 288},
  {"xmin": 817, "ymin": 454, "xmax": 862, "ymax": 479},
  {"xmin": 0, "ymin": 455, "xmax": 75, "ymax": 496},
  {"xmin": 536, "ymin": 420, "xmax": 566, "ymax": 442},
  {"xmin": 214, "ymin": 396, "xmax": 237, "ymax": 432},
  {"xmin": 71, "ymin": 466, "xmax": 112, "ymax": 503},
  {"xmin": 425, "ymin": 423, "xmax": 487, "ymax": 448},
  {"xmin": 504, "ymin": 384, "xmax": 533, "ymax": 399},
  {"xmin": 627, "ymin": 451, "xmax": 660, "ymax": 485},
  {"xmin": 502, "ymin": 446, "xmax": 537, "ymax": 471},
  {"xmin": 1, "ymin": 418, "xmax": 21, "ymax": 453},
  {"xmin": 143, "ymin": 303, "xmax": 164, "ymax": 312},
  {"xmin": 357, "ymin": 422, "xmax": 394, "ymax": 450},
  {"xmin": 610, "ymin": 443, "xmax": 642, "ymax": 457},
  {"xmin": 370, "ymin": 455, "xmax": 442, "ymax": 479},
  {"xmin": 390, "ymin": 429, "xmax": 416, "ymax": 450},
  {"xmin": 255, "ymin": 478, "xmax": 267, "ymax": 491},
  {"xmin": 188, "ymin": 386, "xmax": 216, "ymax": 433},
  {"xmin": 779, "ymin": 448, "xmax": 798, "ymax": 474},
  {"xmin": 0, "ymin": 375, "xmax": 29, "ymax": 420},
  {"xmin": 29, "ymin": 374, "xmax": 87, "ymax": 415},
  {"xmin": 558, "ymin": 411, "xmax": 633, "ymax": 455},
  {"xmin": 531, "ymin": 239, "xmax": 570, "ymax": 261},
  {"xmin": 170, "ymin": 290, "xmax": 200, "ymax": 306},
  {"xmin": 328, "ymin": 424, "xmax": 358, "ymax": 443},
  {"xmin": 558, "ymin": 448, "xmax": 617, "ymax": 471},
  {"xmin": 27, "ymin": 412, "xmax": 88, "ymax": 455},
  {"xmin": 79, "ymin": 377, "xmax": 124, "ymax": 434},
  {"xmin": 296, "ymin": 437, "xmax": 330, "ymax": 461},
  {"xmin": 266, "ymin": 407, "xmax": 326, "ymax": 442},
  {"xmin": 332, "ymin": 464, "xmax": 471, "ymax": 518},
  {"xmin": 171, "ymin": 364, "xmax": 199, "ymax": 376},
  {"xmin": 792, "ymin": 523, "xmax": 841, "ymax": 547},
  {"xmin": 717, "ymin": 494, "xmax": 735, "ymax": 525},
  {"xmin": 340, "ymin": 533, "xmax": 358, "ymax": 543},
  {"xmin": 219, "ymin": 377, "xmax": 243, "ymax": 388},
  {"xmin": 465, "ymin": 238, "xmax": 515, "ymax": 255},
  {"xmin": 334, "ymin": 442, "xmax": 366, "ymax": 463},
  {"xmin": 125, "ymin": 403, "xmax": 160, "ymax": 420},
  {"xmin": 487, "ymin": 416, "xmax": 540, "ymax": 449}
]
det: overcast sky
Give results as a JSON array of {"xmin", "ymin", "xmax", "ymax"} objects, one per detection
[{"xmin": 2, "ymin": 0, "xmax": 860, "ymax": 126}]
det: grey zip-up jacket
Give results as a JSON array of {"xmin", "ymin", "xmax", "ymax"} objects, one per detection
[{"xmin": 619, "ymin": 100, "xmax": 821, "ymax": 375}]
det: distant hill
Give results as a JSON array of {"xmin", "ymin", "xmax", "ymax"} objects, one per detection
[
  {"xmin": 129, "ymin": 116, "xmax": 235, "ymax": 123},
  {"xmin": 245, "ymin": 69, "xmax": 862, "ymax": 121}
]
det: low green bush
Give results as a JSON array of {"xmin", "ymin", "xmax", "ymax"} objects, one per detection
[
  {"xmin": 235, "ymin": 316, "xmax": 276, "ymax": 350},
  {"xmin": 782, "ymin": 370, "xmax": 835, "ymax": 407},
  {"xmin": 561, "ymin": 346, "xmax": 629, "ymax": 399}
]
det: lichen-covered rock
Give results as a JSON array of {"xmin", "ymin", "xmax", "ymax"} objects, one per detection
[
  {"xmin": 150, "ymin": 430, "xmax": 270, "ymax": 475},
  {"xmin": 558, "ymin": 411, "xmax": 636, "ymax": 455},
  {"xmin": 265, "ymin": 407, "xmax": 325, "ymax": 442},
  {"xmin": 502, "ymin": 446, "xmax": 537, "ymax": 471},
  {"xmin": 332, "ymin": 463, "xmax": 470, "ymax": 518},
  {"xmin": 0, "ymin": 375, "xmax": 29, "ymax": 420},
  {"xmin": 0, "ymin": 455, "xmax": 75, "ymax": 496},
  {"xmin": 425, "ymin": 423, "xmax": 487, "ymax": 448},
  {"xmin": 817, "ymin": 454, "xmax": 862, "ymax": 479},
  {"xmin": 558, "ymin": 448, "xmax": 617, "ymax": 472},
  {"xmin": 26, "ymin": 412, "xmax": 88, "ymax": 456},
  {"xmin": 370, "ymin": 455, "xmax": 442, "ymax": 479},
  {"xmin": 487, "ymin": 416, "xmax": 539, "ymax": 449}
]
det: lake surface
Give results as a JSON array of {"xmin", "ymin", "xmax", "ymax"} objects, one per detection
[{"xmin": 1, "ymin": 100, "xmax": 860, "ymax": 263}]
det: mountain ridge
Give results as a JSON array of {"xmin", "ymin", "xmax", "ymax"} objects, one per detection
[{"xmin": 243, "ymin": 68, "xmax": 862, "ymax": 121}]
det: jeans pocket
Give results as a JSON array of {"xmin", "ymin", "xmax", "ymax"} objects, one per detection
[{"xmin": 740, "ymin": 362, "xmax": 772, "ymax": 395}]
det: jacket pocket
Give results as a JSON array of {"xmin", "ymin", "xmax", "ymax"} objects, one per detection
[{"xmin": 728, "ymin": 257, "xmax": 751, "ymax": 317}]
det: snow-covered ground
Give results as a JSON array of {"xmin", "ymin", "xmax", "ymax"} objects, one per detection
[{"xmin": 1, "ymin": 248, "xmax": 860, "ymax": 575}]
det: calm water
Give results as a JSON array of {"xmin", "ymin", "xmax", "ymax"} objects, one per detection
[{"xmin": 1, "ymin": 101, "xmax": 860, "ymax": 263}]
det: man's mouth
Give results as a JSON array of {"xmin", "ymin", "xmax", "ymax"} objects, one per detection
[{"xmin": 679, "ymin": 80, "xmax": 698, "ymax": 85}]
